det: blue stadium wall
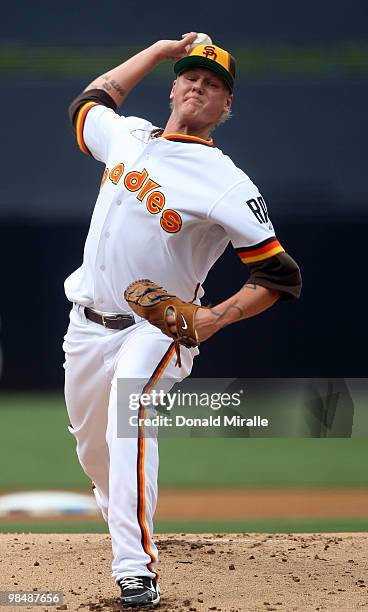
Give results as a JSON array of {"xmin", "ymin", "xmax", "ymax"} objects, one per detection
[{"xmin": 0, "ymin": 0, "xmax": 367, "ymax": 388}]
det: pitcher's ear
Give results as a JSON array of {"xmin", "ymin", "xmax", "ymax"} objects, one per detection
[{"xmin": 170, "ymin": 79, "xmax": 177, "ymax": 99}]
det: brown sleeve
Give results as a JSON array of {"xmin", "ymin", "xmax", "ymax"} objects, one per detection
[
  {"xmin": 68, "ymin": 88, "xmax": 118, "ymax": 132},
  {"xmin": 247, "ymin": 252, "xmax": 302, "ymax": 300}
]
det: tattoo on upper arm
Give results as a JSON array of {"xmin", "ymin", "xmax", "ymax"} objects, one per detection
[
  {"xmin": 85, "ymin": 74, "xmax": 126, "ymax": 98},
  {"xmin": 101, "ymin": 74, "xmax": 125, "ymax": 97},
  {"xmin": 110, "ymin": 78, "xmax": 125, "ymax": 97}
]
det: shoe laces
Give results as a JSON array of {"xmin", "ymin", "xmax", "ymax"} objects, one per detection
[{"xmin": 121, "ymin": 576, "xmax": 144, "ymax": 590}]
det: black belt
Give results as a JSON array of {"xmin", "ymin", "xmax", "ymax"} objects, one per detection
[{"xmin": 84, "ymin": 307, "xmax": 135, "ymax": 330}]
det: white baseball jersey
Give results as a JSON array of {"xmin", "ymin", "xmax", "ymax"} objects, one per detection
[
  {"xmin": 64, "ymin": 97, "xmax": 293, "ymax": 584},
  {"xmin": 65, "ymin": 103, "xmax": 285, "ymax": 313}
]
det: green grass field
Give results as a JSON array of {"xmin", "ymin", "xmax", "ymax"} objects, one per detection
[
  {"xmin": 2, "ymin": 519, "xmax": 368, "ymax": 534},
  {"xmin": 1, "ymin": 392, "xmax": 368, "ymax": 489},
  {"xmin": 1, "ymin": 393, "xmax": 367, "ymax": 533}
]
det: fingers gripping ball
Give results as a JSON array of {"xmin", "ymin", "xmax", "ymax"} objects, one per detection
[
  {"xmin": 186, "ymin": 33, "xmax": 213, "ymax": 52},
  {"xmin": 124, "ymin": 279, "xmax": 199, "ymax": 367}
]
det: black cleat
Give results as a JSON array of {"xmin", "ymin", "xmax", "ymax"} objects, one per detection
[{"xmin": 119, "ymin": 576, "xmax": 160, "ymax": 608}]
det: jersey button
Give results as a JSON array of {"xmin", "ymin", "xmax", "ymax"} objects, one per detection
[
  {"xmin": 100, "ymin": 265, "xmax": 106, "ymax": 271},
  {"xmin": 116, "ymin": 199, "xmax": 122, "ymax": 206},
  {"xmin": 105, "ymin": 231, "xmax": 110, "ymax": 238}
]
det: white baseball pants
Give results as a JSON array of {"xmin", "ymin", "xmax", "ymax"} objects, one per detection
[{"xmin": 63, "ymin": 304, "xmax": 194, "ymax": 582}]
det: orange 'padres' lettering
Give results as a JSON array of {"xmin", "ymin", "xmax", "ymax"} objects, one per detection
[
  {"xmin": 137, "ymin": 178, "xmax": 160, "ymax": 202},
  {"xmin": 160, "ymin": 209, "xmax": 182, "ymax": 233},
  {"xmin": 109, "ymin": 163, "xmax": 124, "ymax": 185},
  {"xmin": 100, "ymin": 167, "xmax": 109, "ymax": 190},
  {"xmin": 124, "ymin": 168, "xmax": 149, "ymax": 192},
  {"xmin": 106, "ymin": 161, "xmax": 182, "ymax": 233},
  {"xmin": 146, "ymin": 192, "xmax": 166, "ymax": 214}
]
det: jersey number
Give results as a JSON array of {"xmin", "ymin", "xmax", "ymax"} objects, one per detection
[{"xmin": 246, "ymin": 196, "xmax": 269, "ymax": 224}]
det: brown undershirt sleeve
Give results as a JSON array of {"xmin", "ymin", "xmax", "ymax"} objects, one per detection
[
  {"xmin": 247, "ymin": 252, "xmax": 302, "ymax": 300},
  {"xmin": 68, "ymin": 89, "xmax": 118, "ymax": 131}
]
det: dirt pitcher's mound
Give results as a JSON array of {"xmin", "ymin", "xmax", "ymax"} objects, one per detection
[{"xmin": 1, "ymin": 533, "xmax": 367, "ymax": 611}]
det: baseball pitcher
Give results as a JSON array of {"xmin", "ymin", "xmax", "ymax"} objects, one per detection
[{"xmin": 63, "ymin": 32, "xmax": 302, "ymax": 607}]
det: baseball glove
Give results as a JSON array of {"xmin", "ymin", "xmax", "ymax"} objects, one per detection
[{"xmin": 124, "ymin": 279, "xmax": 200, "ymax": 367}]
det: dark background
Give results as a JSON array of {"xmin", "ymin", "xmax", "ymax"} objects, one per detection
[{"xmin": 1, "ymin": 0, "xmax": 367, "ymax": 388}]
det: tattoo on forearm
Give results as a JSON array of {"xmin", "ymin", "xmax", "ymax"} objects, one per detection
[{"xmin": 210, "ymin": 303, "xmax": 244, "ymax": 322}]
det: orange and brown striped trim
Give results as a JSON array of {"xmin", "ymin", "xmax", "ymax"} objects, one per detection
[
  {"xmin": 236, "ymin": 237, "xmax": 285, "ymax": 264},
  {"xmin": 75, "ymin": 101, "xmax": 98, "ymax": 156},
  {"xmin": 136, "ymin": 342, "xmax": 176, "ymax": 577},
  {"xmin": 162, "ymin": 132, "xmax": 214, "ymax": 146}
]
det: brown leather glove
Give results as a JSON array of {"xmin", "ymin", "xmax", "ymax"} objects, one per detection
[{"xmin": 124, "ymin": 279, "xmax": 199, "ymax": 367}]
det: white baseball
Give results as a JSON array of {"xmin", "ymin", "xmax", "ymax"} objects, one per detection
[{"xmin": 186, "ymin": 33, "xmax": 213, "ymax": 53}]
